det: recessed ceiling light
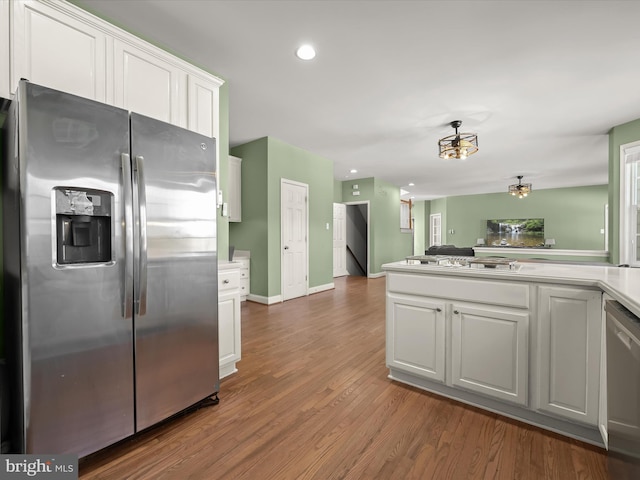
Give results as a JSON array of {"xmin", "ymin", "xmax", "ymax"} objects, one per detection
[
  {"xmin": 350, "ymin": 169, "xmax": 358, "ymax": 173},
  {"xmin": 296, "ymin": 44, "xmax": 316, "ymax": 60},
  {"xmin": 408, "ymin": 182, "xmax": 415, "ymax": 186}
]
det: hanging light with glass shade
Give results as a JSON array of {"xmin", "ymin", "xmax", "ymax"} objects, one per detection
[
  {"xmin": 438, "ymin": 120, "xmax": 479, "ymax": 160},
  {"xmin": 508, "ymin": 175, "xmax": 532, "ymax": 198}
]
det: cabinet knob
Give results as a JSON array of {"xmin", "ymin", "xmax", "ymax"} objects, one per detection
[
  {"xmin": 436, "ymin": 308, "xmax": 442, "ymax": 312},
  {"xmin": 453, "ymin": 310, "xmax": 460, "ymax": 314},
  {"xmin": 223, "ymin": 279, "xmax": 230, "ymax": 284}
]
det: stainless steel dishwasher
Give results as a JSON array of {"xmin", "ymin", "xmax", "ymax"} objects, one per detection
[{"xmin": 606, "ymin": 300, "xmax": 640, "ymax": 479}]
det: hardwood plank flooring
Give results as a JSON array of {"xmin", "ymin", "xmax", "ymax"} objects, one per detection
[{"xmin": 79, "ymin": 275, "xmax": 608, "ymax": 479}]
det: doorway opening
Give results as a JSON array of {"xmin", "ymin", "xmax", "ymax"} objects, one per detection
[{"xmin": 345, "ymin": 202, "xmax": 369, "ymax": 277}]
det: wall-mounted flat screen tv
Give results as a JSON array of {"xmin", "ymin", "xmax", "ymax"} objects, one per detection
[{"xmin": 486, "ymin": 218, "xmax": 544, "ymax": 247}]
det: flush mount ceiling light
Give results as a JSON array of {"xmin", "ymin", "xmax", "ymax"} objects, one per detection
[
  {"xmin": 295, "ymin": 44, "xmax": 316, "ymax": 60},
  {"xmin": 508, "ymin": 175, "xmax": 532, "ymax": 198},
  {"xmin": 438, "ymin": 120, "xmax": 479, "ymax": 160}
]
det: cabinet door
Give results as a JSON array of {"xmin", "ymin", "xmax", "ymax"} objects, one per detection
[
  {"xmin": 10, "ymin": 0, "xmax": 107, "ymax": 101},
  {"xmin": 537, "ymin": 286, "xmax": 602, "ymax": 425},
  {"xmin": 451, "ymin": 304, "xmax": 529, "ymax": 405},
  {"xmin": 386, "ymin": 294, "xmax": 446, "ymax": 382},
  {"xmin": 113, "ymin": 39, "xmax": 187, "ymax": 127},
  {"xmin": 228, "ymin": 156, "xmax": 242, "ymax": 222},
  {"xmin": 219, "ymin": 290, "xmax": 241, "ymax": 377},
  {"xmin": 188, "ymin": 75, "xmax": 221, "ymax": 138}
]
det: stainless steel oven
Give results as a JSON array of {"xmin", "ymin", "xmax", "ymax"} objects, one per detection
[{"xmin": 606, "ymin": 300, "xmax": 640, "ymax": 479}]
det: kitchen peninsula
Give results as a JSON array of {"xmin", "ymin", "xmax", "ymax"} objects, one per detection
[{"xmin": 382, "ymin": 259, "xmax": 640, "ymax": 447}]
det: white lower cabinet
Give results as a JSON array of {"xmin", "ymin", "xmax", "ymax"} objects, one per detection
[
  {"xmin": 218, "ymin": 267, "xmax": 241, "ymax": 379},
  {"xmin": 386, "ymin": 292, "xmax": 528, "ymax": 405},
  {"xmin": 451, "ymin": 303, "xmax": 529, "ymax": 405},
  {"xmin": 385, "ymin": 270, "xmax": 605, "ymax": 445},
  {"xmin": 536, "ymin": 285, "xmax": 602, "ymax": 426},
  {"xmin": 386, "ymin": 293, "xmax": 446, "ymax": 382}
]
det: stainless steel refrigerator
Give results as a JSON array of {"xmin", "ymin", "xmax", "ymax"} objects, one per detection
[{"xmin": 2, "ymin": 81, "xmax": 219, "ymax": 457}]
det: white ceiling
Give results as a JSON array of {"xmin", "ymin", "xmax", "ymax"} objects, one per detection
[{"xmin": 74, "ymin": 0, "xmax": 640, "ymax": 200}]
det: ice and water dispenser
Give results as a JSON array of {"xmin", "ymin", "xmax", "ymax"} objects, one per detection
[{"xmin": 55, "ymin": 188, "xmax": 113, "ymax": 265}]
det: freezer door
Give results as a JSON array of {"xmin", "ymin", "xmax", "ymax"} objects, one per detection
[
  {"xmin": 7, "ymin": 82, "xmax": 134, "ymax": 455},
  {"xmin": 130, "ymin": 113, "xmax": 218, "ymax": 431}
]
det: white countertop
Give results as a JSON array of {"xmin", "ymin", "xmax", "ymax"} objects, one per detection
[
  {"xmin": 382, "ymin": 261, "xmax": 640, "ymax": 318},
  {"xmin": 218, "ymin": 260, "xmax": 241, "ymax": 271}
]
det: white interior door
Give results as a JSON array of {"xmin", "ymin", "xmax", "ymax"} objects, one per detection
[
  {"xmin": 281, "ymin": 180, "xmax": 308, "ymax": 301},
  {"xmin": 333, "ymin": 203, "xmax": 348, "ymax": 277},
  {"xmin": 430, "ymin": 213, "xmax": 442, "ymax": 247}
]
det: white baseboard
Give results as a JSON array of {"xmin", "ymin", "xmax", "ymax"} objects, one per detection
[
  {"xmin": 368, "ymin": 271, "xmax": 386, "ymax": 279},
  {"xmin": 247, "ymin": 293, "xmax": 282, "ymax": 305},
  {"xmin": 309, "ymin": 283, "xmax": 334, "ymax": 294},
  {"xmin": 247, "ymin": 284, "xmax": 334, "ymax": 304}
]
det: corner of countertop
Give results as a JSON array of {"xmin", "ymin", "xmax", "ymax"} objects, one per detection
[{"xmin": 218, "ymin": 260, "xmax": 241, "ymax": 271}]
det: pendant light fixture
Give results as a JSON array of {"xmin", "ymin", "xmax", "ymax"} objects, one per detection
[
  {"xmin": 438, "ymin": 120, "xmax": 479, "ymax": 160},
  {"xmin": 508, "ymin": 175, "xmax": 532, "ymax": 198}
]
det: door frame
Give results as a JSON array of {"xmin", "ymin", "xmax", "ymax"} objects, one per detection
[{"xmin": 280, "ymin": 178, "xmax": 309, "ymax": 301}]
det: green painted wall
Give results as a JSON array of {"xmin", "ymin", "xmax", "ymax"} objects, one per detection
[
  {"xmin": 427, "ymin": 185, "xmax": 608, "ymax": 251},
  {"xmin": 341, "ymin": 177, "xmax": 413, "ymax": 273},
  {"xmin": 412, "ymin": 200, "xmax": 425, "ymax": 256},
  {"xmin": 342, "ymin": 177, "xmax": 375, "ymax": 202},
  {"xmin": 229, "ymin": 137, "xmax": 334, "ymax": 299},
  {"xmin": 333, "ymin": 179, "xmax": 343, "ymax": 203},
  {"xmin": 608, "ymin": 118, "xmax": 640, "ymax": 264},
  {"xmin": 422, "ymin": 200, "xmax": 432, "ymax": 249},
  {"xmin": 227, "ymin": 138, "xmax": 269, "ymax": 295}
]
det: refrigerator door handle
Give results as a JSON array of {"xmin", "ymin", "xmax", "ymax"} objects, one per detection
[
  {"xmin": 121, "ymin": 153, "xmax": 134, "ymax": 319},
  {"xmin": 134, "ymin": 155, "xmax": 148, "ymax": 316}
]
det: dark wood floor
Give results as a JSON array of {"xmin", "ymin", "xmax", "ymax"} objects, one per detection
[{"xmin": 79, "ymin": 275, "xmax": 608, "ymax": 479}]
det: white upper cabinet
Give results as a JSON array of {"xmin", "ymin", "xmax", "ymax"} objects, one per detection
[
  {"xmin": 4, "ymin": 0, "xmax": 223, "ymax": 140},
  {"xmin": 9, "ymin": 0, "xmax": 107, "ymax": 101},
  {"xmin": 113, "ymin": 39, "xmax": 187, "ymax": 127},
  {"xmin": 188, "ymin": 75, "xmax": 220, "ymax": 138}
]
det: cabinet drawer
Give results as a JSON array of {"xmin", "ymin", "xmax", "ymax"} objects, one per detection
[
  {"xmin": 387, "ymin": 272, "xmax": 529, "ymax": 309},
  {"xmin": 240, "ymin": 278, "xmax": 249, "ymax": 294},
  {"xmin": 219, "ymin": 270, "xmax": 240, "ymax": 291},
  {"xmin": 240, "ymin": 269, "xmax": 249, "ymax": 280}
]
